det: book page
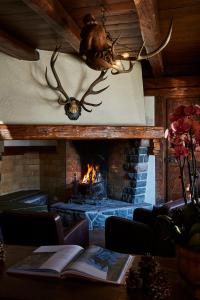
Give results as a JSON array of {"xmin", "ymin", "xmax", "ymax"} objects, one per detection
[
  {"xmin": 66, "ymin": 245, "xmax": 134, "ymax": 283},
  {"xmin": 34, "ymin": 245, "xmax": 83, "ymax": 273},
  {"xmin": 34, "ymin": 245, "xmax": 79, "ymax": 253},
  {"xmin": 8, "ymin": 245, "xmax": 83, "ymax": 275}
]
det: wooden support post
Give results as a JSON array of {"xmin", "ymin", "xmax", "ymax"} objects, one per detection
[{"xmin": 155, "ymin": 96, "xmax": 167, "ymax": 205}]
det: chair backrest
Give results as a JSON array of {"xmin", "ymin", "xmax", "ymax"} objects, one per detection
[
  {"xmin": 0, "ymin": 210, "xmax": 65, "ymax": 246},
  {"xmin": 164, "ymin": 198, "xmax": 185, "ymax": 211}
]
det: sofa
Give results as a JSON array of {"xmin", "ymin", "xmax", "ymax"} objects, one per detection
[
  {"xmin": 0, "ymin": 190, "xmax": 49, "ymax": 212},
  {"xmin": 0, "ymin": 210, "xmax": 89, "ymax": 247},
  {"xmin": 105, "ymin": 199, "xmax": 185, "ymax": 257}
]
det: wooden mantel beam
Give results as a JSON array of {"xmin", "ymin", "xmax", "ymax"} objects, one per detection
[
  {"xmin": 22, "ymin": 0, "xmax": 80, "ymax": 52},
  {"xmin": 133, "ymin": 0, "xmax": 164, "ymax": 76},
  {"xmin": 0, "ymin": 28, "xmax": 39, "ymax": 61},
  {"xmin": 0, "ymin": 125, "xmax": 164, "ymax": 140}
]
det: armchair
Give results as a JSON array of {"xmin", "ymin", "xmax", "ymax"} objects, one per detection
[
  {"xmin": 0, "ymin": 210, "xmax": 89, "ymax": 248},
  {"xmin": 105, "ymin": 199, "xmax": 185, "ymax": 257}
]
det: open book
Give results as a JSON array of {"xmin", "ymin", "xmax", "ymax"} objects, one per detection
[{"xmin": 7, "ymin": 245, "xmax": 134, "ymax": 285}]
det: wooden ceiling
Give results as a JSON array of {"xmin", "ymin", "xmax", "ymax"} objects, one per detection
[{"xmin": 0, "ymin": 0, "xmax": 199, "ymax": 77}]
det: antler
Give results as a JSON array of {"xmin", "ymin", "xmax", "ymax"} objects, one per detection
[
  {"xmin": 112, "ymin": 19, "xmax": 173, "ymax": 75},
  {"xmin": 80, "ymin": 70, "xmax": 109, "ymax": 112},
  {"xmin": 137, "ymin": 19, "xmax": 173, "ymax": 61},
  {"xmin": 111, "ymin": 61, "xmax": 134, "ymax": 75},
  {"xmin": 45, "ymin": 46, "xmax": 70, "ymax": 104}
]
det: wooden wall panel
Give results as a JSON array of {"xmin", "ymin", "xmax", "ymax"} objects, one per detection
[
  {"xmin": 144, "ymin": 76, "xmax": 200, "ymax": 97},
  {"xmin": 155, "ymin": 96, "xmax": 167, "ymax": 204}
]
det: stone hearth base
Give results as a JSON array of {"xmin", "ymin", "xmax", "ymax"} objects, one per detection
[{"xmin": 51, "ymin": 200, "xmax": 152, "ymax": 230}]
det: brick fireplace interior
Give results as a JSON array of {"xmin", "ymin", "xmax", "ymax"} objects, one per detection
[{"xmin": 65, "ymin": 139, "xmax": 153, "ymax": 205}]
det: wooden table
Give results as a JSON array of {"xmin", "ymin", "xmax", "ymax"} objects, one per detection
[{"xmin": 0, "ymin": 245, "xmax": 196, "ymax": 300}]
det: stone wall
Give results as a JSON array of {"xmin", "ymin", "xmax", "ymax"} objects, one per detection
[
  {"xmin": 107, "ymin": 140, "xmax": 129, "ymax": 200},
  {"xmin": 122, "ymin": 139, "xmax": 149, "ymax": 204},
  {"xmin": 40, "ymin": 141, "xmax": 66, "ymax": 202},
  {"xmin": 0, "ymin": 141, "xmax": 67, "ymax": 200},
  {"xmin": 66, "ymin": 141, "xmax": 82, "ymax": 199},
  {"xmin": 0, "ymin": 152, "xmax": 40, "ymax": 195}
]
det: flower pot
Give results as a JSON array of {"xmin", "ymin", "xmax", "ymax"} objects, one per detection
[{"xmin": 176, "ymin": 245, "xmax": 200, "ymax": 298}]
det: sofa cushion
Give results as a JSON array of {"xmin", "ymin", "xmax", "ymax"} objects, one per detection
[
  {"xmin": 0, "ymin": 190, "xmax": 49, "ymax": 212},
  {"xmin": 0, "ymin": 190, "xmax": 48, "ymax": 205}
]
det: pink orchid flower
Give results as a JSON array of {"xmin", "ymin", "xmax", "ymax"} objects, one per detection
[
  {"xmin": 171, "ymin": 118, "xmax": 192, "ymax": 133},
  {"xmin": 174, "ymin": 144, "xmax": 189, "ymax": 157}
]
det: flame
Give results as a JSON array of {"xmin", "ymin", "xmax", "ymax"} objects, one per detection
[{"xmin": 82, "ymin": 164, "xmax": 97, "ymax": 184}]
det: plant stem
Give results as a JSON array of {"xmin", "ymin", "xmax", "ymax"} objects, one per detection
[
  {"xmin": 189, "ymin": 130, "xmax": 197, "ymax": 203},
  {"xmin": 178, "ymin": 157, "xmax": 187, "ymax": 205}
]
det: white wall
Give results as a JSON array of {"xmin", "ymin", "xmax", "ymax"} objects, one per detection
[
  {"xmin": 144, "ymin": 96, "xmax": 155, "ymax": 126},
  {"xmin": 145, "ymin": 155, "xmax": 155, "ymax": 205},
  {"xmin": 144, "ymin": 97, "xmax": 155, "ymax": 204},
  {"xmin": 0, "ymin": 50, "xmax": 146, "ymax": 125}
]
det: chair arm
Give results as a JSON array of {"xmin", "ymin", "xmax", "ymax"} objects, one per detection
[
  {"xmin": 105, "ymin": 216, "xmax": 154, "ymax": 255},
  {"xmin": 63, "ymin": 219, "xmax": 89, "ymax": 248},
  {"xmin": 153, "ymin": 215, "xmax": 176, "ymax": 257},
  {"xmin": 133, "ymin": 208, "xmax": 154, "ymax": 225}
]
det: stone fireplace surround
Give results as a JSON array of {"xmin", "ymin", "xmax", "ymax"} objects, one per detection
[
  {"xmin": 50, "ymin": 138, "xmax": 153, "ymax": 229},
  {"xmin": 0, "ymin": 125, "xmax": 163, "ymax": 229}
]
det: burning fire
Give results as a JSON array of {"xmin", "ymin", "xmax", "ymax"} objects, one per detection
[{"xmin": 82, "ymin": 164, "xmax": 98, "ymax": 184}]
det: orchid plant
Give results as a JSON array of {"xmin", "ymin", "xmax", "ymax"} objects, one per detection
[
  {"xmin": 165, "ymin": 104, "xmax": 200, "ymax": 207},
  {"xmin": 165, "ymin": 104, "xmax": 200, "ymax": 249}
]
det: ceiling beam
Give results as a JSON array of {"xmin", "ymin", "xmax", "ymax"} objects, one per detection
[
  {"xmin": 133, "ymin": 0, "xmax": 164, "ymax": 76},
  {"xmin": 22, "ymin": 0, "xmax": 80, "ymax": 52},
  {"xmin": 0, "ymin": 28, "xmax": 39, "ymax": 61}
]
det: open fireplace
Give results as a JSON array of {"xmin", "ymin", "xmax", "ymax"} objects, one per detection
[
  {"xmin": 65, "ymin": 139, "xmax": 153, "ymax": 205},
  {"xmin": 48, "ymin": 139, "xmax": 154, "ymax": 229}
]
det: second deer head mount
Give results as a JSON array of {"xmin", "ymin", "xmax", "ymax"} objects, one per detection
[
  {"xmin": 45, "ymin": 47, "xmax": 109, "ymax": 120},
  {"xmin": 79, "ymin": 13, "xmax": 173, "ymax": 74}
]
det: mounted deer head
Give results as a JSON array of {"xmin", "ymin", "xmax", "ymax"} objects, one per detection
[
  {"xmin": 79, "ymin": 14, "xmax": 173, "ymax": 74},
  {"xmin": 45, "ymin": 47, "xmax": 109, "ymax": 120}
]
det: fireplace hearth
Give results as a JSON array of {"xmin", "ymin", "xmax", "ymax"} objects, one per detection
[{"xmin": 51, "ymin": 199, "xmax": 152, "ymax": 230}]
